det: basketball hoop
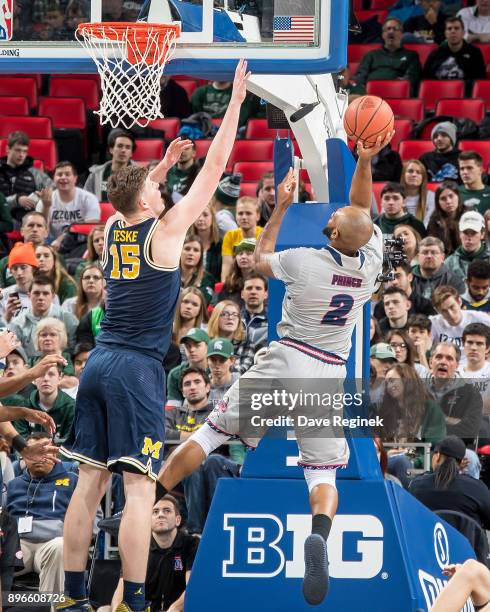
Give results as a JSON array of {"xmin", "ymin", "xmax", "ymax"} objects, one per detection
[{"xmin": 76, "ymin": 22, "xmax": 181, "ymax": 129}]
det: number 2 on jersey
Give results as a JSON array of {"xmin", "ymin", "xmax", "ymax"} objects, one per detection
[
  {"xmin": 110, "ymin": 244, "xmax": 140, "ymax": 279},
  {"xmin": 321, "ymin": 294, "xmax": 354, "ymax": 327}
]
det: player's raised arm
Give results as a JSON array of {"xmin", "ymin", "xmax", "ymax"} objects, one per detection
[
  {"xmin": 164, "ymin": 60, "xmax": 250, "ymax": 232},
  {"xmin": 254, "ymin": 169, "xmax": 296, "ymax": 278},
  {"xmin": 349, "ymin": 132, "xmax": 393, "ymax": 212}
]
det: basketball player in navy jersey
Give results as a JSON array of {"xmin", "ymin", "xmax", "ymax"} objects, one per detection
[{"xmin": 57, "ymin": 60, "xmax": 250, "ymax": 612}]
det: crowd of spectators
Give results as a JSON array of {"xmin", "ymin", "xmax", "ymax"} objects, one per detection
[{"xmin": 0, "ymin": 0, "xmax": 487, "ymax": 608}]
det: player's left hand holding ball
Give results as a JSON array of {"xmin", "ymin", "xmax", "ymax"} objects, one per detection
[{"xmin": 357, "ymin": 131, "xmax": 395, "ymax": 160}]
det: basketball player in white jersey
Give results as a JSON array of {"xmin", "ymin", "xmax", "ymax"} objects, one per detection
[{"xmin": 156, "ymin": 131, "xmax": 394, "ymax": 605}]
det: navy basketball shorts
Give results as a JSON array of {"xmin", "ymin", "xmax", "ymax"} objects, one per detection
[{"xmin": 61, "ymin": 347, "xmax": 165, "ymax": 480}]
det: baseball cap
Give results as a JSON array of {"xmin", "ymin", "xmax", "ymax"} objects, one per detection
[
  {"xmin": 181, "ymin": 328, "xmax": 209, "ymax": 344},
  {"xmin": 234, "ymin": 238, "xmax": 256, "ymax": 254},
  {"xmin": 459, "ymin": 211, "xmax": 485, "ymax": 233},
  {"xmin": 435, "ymin": 436, "xmax": 466, "ymax": 461},
  {"xmin": 207, "ymin": 338, "xmax": 234, "ymax": 358},
  {"xmin": 370, "ymin": 343, "xmax": 396, "ymax": 360},
  {"xmin": 8, "ymin": 242, "xmax": 39, "ymax": 270},
  {"xmin": 9, "ymin": 346, "xmax": 28, "ymax": 363}
]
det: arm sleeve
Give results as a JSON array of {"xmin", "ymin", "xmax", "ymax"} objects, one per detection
[
  {"xmin": 472, "ymin": 47, "xmax": 487, "ymax": 79},
  {"xmin": 269, "ymin": 248, "xmax": 310, "ymax": 289},
  {"xmin": 354, "ymin": 53, "xmax": 373, "ymax": 88},
  {"xmin": 221, "ymin": 230, "xmax": 236, "ymax": 257},
  {"xmin": 0, "ymin": 194, "xmax": 13, "ymax": 233},
  {"xmin": 164, "ymin": 406, "xmax": 181, "ymax": 441},
  {"xmin": 166, "ymin": 368, "xmax": 184, "ymax": 403},
  {"xmin": 191, "ymin": 87, "xmax": 205, "ymax": 114},
  {"xmin": 83, "ymin": 173, "xmax": 96, "ymax": 196},
  {"xmin": 405, "ymin": 53, "xmax": 422, "ymax": 93},
  {"xmin": 75, "ymin": 313, "xmax": 95, "ymax": 347}
]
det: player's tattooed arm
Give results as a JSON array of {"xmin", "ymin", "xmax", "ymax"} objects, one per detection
[
  {"xmin": 255, "ymin": 169, "xmax": 296, "ymax": 278},
  {"xmin": 350, "ymin": 132, "xmax": 394, "ymax": 212}
]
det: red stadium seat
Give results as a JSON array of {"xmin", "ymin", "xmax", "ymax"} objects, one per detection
[
  {"xmin": 38, "ymin": 97, "xmax": 86, "ymax": 130},
  {"xmin": 148, "ymin": 118, "xmax": 181, "ymax": 140},
  {"xmin": 385, "ymin": 98, "xmax": 424, "ymax": 122},
  {"xmin": 419, "ymin": 80, "xmax": 465, "ymax": 112},
  {"xmin": 0, "ymin": 116, "xmax": 52, "ymax": 139},
  {"xmin": 233, "ymin": 161, "xmax": 274, "ymax": 182},
  {"xmin": 404, "ymin": 44, "xmax": 437, "ymax": 69},
  {"xmin": 355, "ymin": 10, "xmax": 388, "ymax": 23},
  {"xmin": 99, "ymin": 202, "xmax": 116, "ymax": 222},
  {"xmin": 0, "ymin": 96, "xmax": 29, "ymax": 116},
  {"xmin": 370, "ymin": 0, "xmax": 394, "ymax": 8},
  {"xmin": 347, "ymin": 44, "xmax": 379, "ymax": 63},
  {"xmin": 49, "ymin": 78, "xmax": 100, "ymax": 111},
  {"xmin": 399, "ymin": 140, "xmax": 434, "ymax": 162},
  {"xmin": 366, "ymin": 80, "xmax": 410, "ymax": 98},
  {"xmin": 427, "ymin": 183, "xmax": 438, "ymax": 192},
  {"xmin": 0, "ymin": 77, "xmax": 37, "ymax": 109},
  {"xmin": 0, "ymin": 138, "xmax": 57, "ymax": 172},
  {"xmin": 133, "ymin": 139, "xmax": 165, "ymax": 162},
  {"xmin": 473, "ymin": 80, "xmax": 490, "ymax": 107},
  {"xmin": 476, "ymin": 43, "xmax": 490, "ymax": 65},
  {"xmin": 245, "ymin": 119, "xmax": 290, "ymax": 139},
  {"xmin": 391, "ymin": 119, "xmax": 413, "ymax": 151},
  {"xmin": 174, "ymin": 79, "xmax": 197, "ymax": 98},
  {"xmin": 33, "ymin": 159, "xmax": 45, "ymax": 171},
  {"xmin": 372, "ymin": 182, "xmax": 385, "ymax": 214},
  {"xmin": 227, "ymin": 140, "xmax": 274, "ymax": 169},
  {"xmin": 349, "ymin": 62, "xmax": 360, "ymax": 75},
  {"xmin": 240, "ymin": 182, "xmax": 258, "ymax": 197},
  {"xmin": 194, "ymin": 139, "xmax": 212, "ymax": 159},
  {"xmin": 459, "ymin": 141, "xmax": 490, "ymax": 169},
  {"xmin": 353, "ymin": 0, "xmax": 363, "ymax": 8},
  {"xmin": 10, "ymin": 73, "xmax": 42, "ymax": 91},
  {"xmin": 435, "ymin": 98, "xmax": 485, "ymax": 124}
]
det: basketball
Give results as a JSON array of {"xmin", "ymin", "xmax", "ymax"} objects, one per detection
[{"xmin": 344, "ymin": 95, "xmax": 394, "ymax": 148}]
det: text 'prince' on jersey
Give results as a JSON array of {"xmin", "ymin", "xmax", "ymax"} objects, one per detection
[
  {"xmin": 270, "ymin": 225, "xmax": 384, "ymax": 360},
  {"xmin": 97, "ymin": 217, "xmax": 181, "ymax": 361}
]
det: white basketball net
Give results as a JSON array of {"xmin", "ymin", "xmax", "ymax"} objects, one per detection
[{"xmin": 76, "ymin": 22, "xmax": 180, "ymax": 129}]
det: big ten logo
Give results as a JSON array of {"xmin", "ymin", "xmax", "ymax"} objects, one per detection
[
  {"xmin": 0, "ymin": 1, "xmax": 12, "ymax": 41},
  {"xmin": 223, "ymin": 514, "xmax": 383, "ymax": 579}
]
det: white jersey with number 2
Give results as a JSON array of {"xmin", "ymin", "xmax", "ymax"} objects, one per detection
[{"xmin": 269, "ymin": 225, "xmax": 384, "ymax": 360}]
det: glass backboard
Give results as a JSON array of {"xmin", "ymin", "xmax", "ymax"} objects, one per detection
[{"xmin": 0, "ymin": 0, "xmax": 348, "ymax": 79}]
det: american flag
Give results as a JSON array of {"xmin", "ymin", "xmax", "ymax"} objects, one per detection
[{"xmin": 273, "ymin": 15, "xmax": 315, "ymax": 43}]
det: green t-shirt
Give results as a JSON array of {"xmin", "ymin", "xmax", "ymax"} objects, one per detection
[
  {"xmin": 191, "ymin": 84, "xmax": 233, "ymax": 118},
  {"xmin": 166, "ymin": 166, "xmax": 195, "ymax": 197},
  {"xmin": 458, "ymin": 184, "xmax": 490, "ymax": 215}
]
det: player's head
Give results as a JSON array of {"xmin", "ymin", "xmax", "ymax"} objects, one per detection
[
  {"xmin": 322, "ymin": 207, "xmax": 374, "ymax": 253},
  {"xmin": 108, "ymin": 166, "xmax": 164, "ymax": 218}
]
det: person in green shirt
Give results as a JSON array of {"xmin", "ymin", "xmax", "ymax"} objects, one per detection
[
  {"xmin": 165, "ymin": 140, "xmax": 201, "ymax": 203},
  {"xmin": 353, "ymin": 17, "xmax": 422, "ymax": 95},
  {"xmin": 180, "ymin": 234, "xmax": 216, "ymax": 304},
  {"xmin": 458, "ymin": 151, "xmax": 490, "ymax": 215},
  {"xmin": 374, "ymin": 182, "xmax": 427, "ymax": 238},
  {"xmin": 191, "ymin": 81, "xmax": 263, "ymax": 126},
  {"xmin": 446, "ymin": 211, "xmax": 490, "ymax": 280}
]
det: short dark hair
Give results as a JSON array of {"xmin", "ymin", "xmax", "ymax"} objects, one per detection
[
  {"xmin": 243, "ymin": 272, "xmax": 268, "ymax": 290},
  {"xmin": 382, "ymin": 286, "xmax": 409, "ymax": 300},
  {"xmin": 445, "ymin": 16, "xmax": 464, "ymax": 30},
  {"xmin": 383, "ymin": 16, "xmax": 403, "ymax": 30},
  {"xmin": 458, "ymin": 151, "xmax": 483, "ymax": 166},
  {"xmin": 22, "ymin": 211, "xmax": 46, "ymax": 227},
  {"xmin": 431, "ymin": 341, "xmax": 461, "ymax": 362},
  {"xmin": 8, "ymin": 131, "xmax": 29, "ymax": 148},
  {"xmin": 408, "ymin": 314, "xmax": 431, "ymax": 332},
  {"xmin": 462, "ymin": 323, "xmax": 490, "ymax": 348},
  {"xmin": 26, "ymin": 432, "xmax": 52, "ymax": 443},
  {"xmin": 107, "ymin": 165, "xmax": 148, "ymax": 215},
  {"xmin": 156, "ymin": 493, "xmax": 181, "ymax": 516},
  {"xmin": 467, "ymin": 259, "xmax": 490, "ymax": 281},
  {"xmin": 381, "ymin": 182, "xmax": 405, "ymax": 199},
  {"xmin": 73, "ymin": 342, "xmax": 93, "ymax": 357},
  {"xmin": 108, "ymin": 129, "xmax": 136, "ymax": 151},
  {"xmin": 31, "ymin": 273, "xmax": 56, "ymax": 292},
  {"xmin": 393, "ymin": 262, "xmax": 412, "ymax": 276},
  {"xmin": 257, "ymin": 171, "xmax": 274, "ymax": 192},
  {"xmin": 180, "ymin": 366, "xmax": 210, "ymax": 391},
  {"xmin": 54, "ymin": 161, "xmax": 78, "ymax": 175}
]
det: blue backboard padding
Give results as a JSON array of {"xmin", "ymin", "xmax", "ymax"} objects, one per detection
[
  {"xmin": 327, "ymin": 138, "xmax": 356, "ymax": 203},
  {"xmin": 273, "ymin": 137, "xmax": 294, "ymax": 198},
  {"xmin": 168, "ymin": 0, "xmax": 246, "ymax": 42},
  {"xmin": 185, "ymin": 478, "xmax": 476, "ymax": 611},
  {"xmin": 0, "ymin": 1, "xmax": 349, "ymax": 78}
]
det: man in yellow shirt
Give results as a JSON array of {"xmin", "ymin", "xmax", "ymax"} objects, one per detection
[{"xmin": 221, "ymin": 196, "xmax": 263, "ymax": 280}]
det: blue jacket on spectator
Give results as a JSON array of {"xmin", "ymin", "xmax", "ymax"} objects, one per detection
[{"xmin": 7, "ymin": 462, "xmax": 77, "ymax": 521}]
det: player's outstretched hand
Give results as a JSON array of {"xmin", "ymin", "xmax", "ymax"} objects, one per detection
[
  {"xmin": 20, "ymin": 438, "xmax": 60, "ymax": 464},
  {"xmin": 163, "ymin": 137, "xmax": 193, "ymax": 169},
  {"xmin": 357, "ymin": 131, "xmax": 394, "ymax": 160},
  {"xmin": 277, "ymin": 168, "xmax": 297, "ymax": 210},
  {"xmin": 30, "ymin": 354, "xmax": 67, "ymax": 380},
  {"xmin": 231, "ymin": 59, "xmax": 251, "ymax": 105},
  {"xmin": 0, "ymin": 330, "xmax": 20, "ymax": 359},
  {"xmin": 21, "ymin": 408, "xmax": 57, "ymax": 436}
]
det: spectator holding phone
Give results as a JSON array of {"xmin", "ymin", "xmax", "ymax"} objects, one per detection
[{"xmin": 1, "ymin": 242, "xmax": 39, "ymax": 323}]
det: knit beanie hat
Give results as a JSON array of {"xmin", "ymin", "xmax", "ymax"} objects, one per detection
[
  {"xmin": 8, "ymin": 242, "xmax": 39, "ymax": 269},
  {"xmin": 431, "ymin": 121, "xmax": 457, "ymax": 147},
  {"xmin": 215, "ymin": 173, "xmax": 242, "ymax": 206}
]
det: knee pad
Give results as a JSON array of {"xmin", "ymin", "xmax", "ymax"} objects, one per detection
[
  {"xmin": 303, "ymin": 468, "xmax": 338, "ymax": 493},
  {"xmin": 191, "ymin": 423, "xmax": 231, "ymax": 457}
]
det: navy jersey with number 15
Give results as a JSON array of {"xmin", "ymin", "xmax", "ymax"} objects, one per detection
[{"xmin": 97, "ymin": 217, "xmax": 181, "ymax": 361}]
